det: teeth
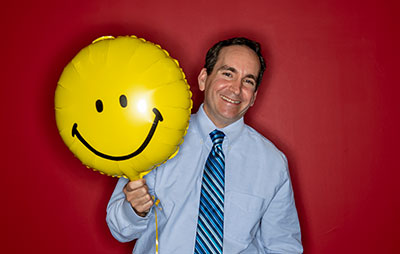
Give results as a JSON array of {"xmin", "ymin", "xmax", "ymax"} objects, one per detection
[{"xmin": 221, "ymin": 95, "xmax": 240, "ymax": 104}]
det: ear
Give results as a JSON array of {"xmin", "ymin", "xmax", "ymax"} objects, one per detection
[{"xmin": 198, "ymin": 68, "xmax": 208, "ymax": 91}]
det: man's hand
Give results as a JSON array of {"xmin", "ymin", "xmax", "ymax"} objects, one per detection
[{"xmin": 123, "ymin": 179, "xmax": 153, "ymax": 217}]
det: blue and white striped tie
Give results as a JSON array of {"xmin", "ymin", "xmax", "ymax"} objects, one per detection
[{"xmin": 194, "ymin": 129, "xmax": 225, "ymax": 254}]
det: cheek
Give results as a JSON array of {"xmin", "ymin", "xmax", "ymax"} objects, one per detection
[
  {"xmin": 250, "ymin": 96, "xmax": 256, "ymax": 106},
  {"xmin": 243, "ymin": 89, "xmax": 256, "ymax": 101},
  {"xmin": 205, "ymin": 82, "xmax": 220, "ymax": 97},
  {"xmin": 210, "ymin": 78, "xmax": 227, "ymax": 89}
]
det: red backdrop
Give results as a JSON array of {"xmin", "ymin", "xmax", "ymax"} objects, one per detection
[{"xmin": 1, "ymin": 0, "xmax": 399, "ymax": 253}]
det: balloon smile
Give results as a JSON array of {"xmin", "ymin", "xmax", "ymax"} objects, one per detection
[{"xmin": 72, "ymin": 108, "xmax": 163, "ymax": 161}]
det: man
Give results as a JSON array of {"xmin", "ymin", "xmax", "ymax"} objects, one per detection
[{"xmin": 106, "ymin": 37, "xmax": 303, "ymax": 253}]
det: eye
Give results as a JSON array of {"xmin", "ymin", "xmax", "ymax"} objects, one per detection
[
  {"xmin": 95, "ymin": 99, "xmax": 103, "ymax": 113},
  {"xmin": 222, "ymin": 72, "xmax": 232, "ymax": 78},
  {"xmin": 244, "ymin": 79, "xmax": 256, "ymax": 87},
  {"xmin": 119, "ymin": 95, "xmax": 128, "ymax": 108}
]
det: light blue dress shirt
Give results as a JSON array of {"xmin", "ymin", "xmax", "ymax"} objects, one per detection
[{"xmin": 106, "ymin": 105, "xmax": 303, "ymax": 253}]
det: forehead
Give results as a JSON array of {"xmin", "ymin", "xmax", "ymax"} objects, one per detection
[{"xmin": 215, "ymin": 45, "xmax": 260, "ymax": 75}]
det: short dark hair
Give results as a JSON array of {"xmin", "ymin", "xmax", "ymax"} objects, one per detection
[{"xmin": 204, "ymin": 37, "xmax": 266, "ymax": 90}]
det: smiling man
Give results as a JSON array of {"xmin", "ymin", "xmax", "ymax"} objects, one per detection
[
  {"xmin": 199, "ymin": 45, "xmax": 259, "ymax": 128},
  {"xmin": 106, "ymin": 37, "xmax": 303, "ymax": 253}
]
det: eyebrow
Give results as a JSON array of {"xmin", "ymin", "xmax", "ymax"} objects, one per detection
[
  {"xmin": 217, "ymin": 65, "xmax": 258, "ymax": 81},
  {"xmin": 218, "ymin": 65, "xmax": 237, "ymax": 73}
]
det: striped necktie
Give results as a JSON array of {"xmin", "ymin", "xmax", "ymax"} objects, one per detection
[{"xmin": 194, "ymin": 129, "xmax": 225, "ymax": 254}]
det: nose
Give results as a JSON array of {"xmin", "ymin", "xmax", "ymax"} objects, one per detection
[{"xmin": 229, "ymin": 79, "xmax": 241, "ymax": 95}]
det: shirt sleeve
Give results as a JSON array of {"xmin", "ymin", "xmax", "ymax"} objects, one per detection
[
  {"xmin": 261, "ymin": 164, "xmax": 303, "ymax": 253},
  {"xmin": 106, "ymin": 174, "xmax": 154, "ymax": 243}
]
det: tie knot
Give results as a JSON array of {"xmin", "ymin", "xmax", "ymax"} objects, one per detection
[{"xmin": 209, "ymin": 129, "xmax": 225, "ymax": 146}]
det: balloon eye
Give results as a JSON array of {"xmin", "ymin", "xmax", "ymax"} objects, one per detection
[
  {"xmin": 120, "ymin": 95, "xmax": 128, "ymax": 108},
  {"xmin": 96, "ymin": 99, "xmax": 103, "ymax": 113}
]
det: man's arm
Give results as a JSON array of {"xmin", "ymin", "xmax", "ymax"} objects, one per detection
[
  {"xmin": 261, "ymin": 172, "xmax": 303, "ymax": 253},
  {"xmin": 106, "ymin": 174, "xmax": 154, "ymax": 242}
]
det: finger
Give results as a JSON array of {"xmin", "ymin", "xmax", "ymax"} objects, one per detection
[
  {"xmin": 134, "ymin": 198, "xmax": 154, "ymax": 214},
  {"xmin": 125, "ymin": 178, "xmax": 146, "ymax": 192},
  {"xmin": 127, "ymin": 192, "xmax": 152, "ymax": 206},
  {"xmin": 125, "ymin": 185, "xmax": 150, "ymax": 200},
  {"xmin": 141, "ymin": 198, "xmax": 154, "ymax": 211}
]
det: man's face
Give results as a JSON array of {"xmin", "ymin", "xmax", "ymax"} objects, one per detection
[{"xmin": 198, "ymin": 45, "xmax": 260, "ymax": 128}]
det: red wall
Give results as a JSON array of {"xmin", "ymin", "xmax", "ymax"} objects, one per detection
[{"xmin": 1, "ymin": 0, "xmax": 399, "ymax": 253}]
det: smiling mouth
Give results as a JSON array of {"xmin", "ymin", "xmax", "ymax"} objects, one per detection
[
  {"xmin": 220, "ymin": 94, "xmax": 241, "ymax": 104},
  {"xmin": 72, "ymin": 108, "xmax": 163, "ymax": 161}
]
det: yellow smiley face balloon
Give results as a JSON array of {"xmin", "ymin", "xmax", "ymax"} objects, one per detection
[{"xmin": 55, "ymin": 36, "xmax": 192, "ymax": 180}]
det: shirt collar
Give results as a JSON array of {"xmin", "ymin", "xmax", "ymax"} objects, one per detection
[{"xmin": 193, "ymin": 104, "xmax": 245, "ymax": 147}]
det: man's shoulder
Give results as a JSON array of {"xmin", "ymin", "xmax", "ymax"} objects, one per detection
[
  {"xmin": 241, "ymin": 124, "xmax": 288, "ymax": 164},
  {"xmin": 243, "ymin": 124, "xmax": 272, "ymax": 143},
  {"xmin": 242, "ymin": 124, "xmax": 279, "ymax": 149}
]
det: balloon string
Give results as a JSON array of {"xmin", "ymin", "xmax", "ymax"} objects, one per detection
[{"xmin": 152, "ymin": 196, "xmax": 160, "ymax": 254}]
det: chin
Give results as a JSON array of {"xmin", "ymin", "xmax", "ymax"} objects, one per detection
[
  {"xmin": 219, "ymin": 108, "xmax": 243, "ymax": 118},
  {"xmin": 219, "ymin": 113, "xmax": 241, "ymax": 124}
]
